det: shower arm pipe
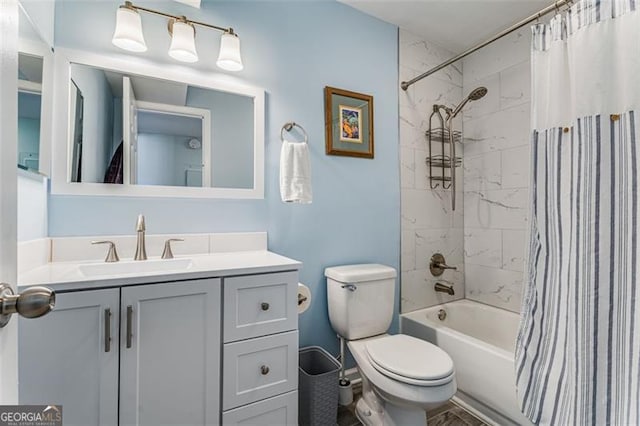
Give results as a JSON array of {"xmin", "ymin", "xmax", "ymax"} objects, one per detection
[{"xmin": 400, "ymin": 0, "xmax": 572, "ymax": 91}]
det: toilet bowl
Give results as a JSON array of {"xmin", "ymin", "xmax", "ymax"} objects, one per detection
[
  {"xmin": 325, "ymin": 264, "xmax": 457, "ymax": 425},
  {"xmin": 348, "ymin": 334, "xmax": 456, "ymax": 425}
]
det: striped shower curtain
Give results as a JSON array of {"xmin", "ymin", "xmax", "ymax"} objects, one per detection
[{"xmin": 515, "ymin": 1, "xmax": 640, "ymax": 424}]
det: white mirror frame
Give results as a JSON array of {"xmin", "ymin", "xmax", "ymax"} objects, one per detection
[
  {"xmin": 18, "ymin": 35, "xmax": 53, "ymax": 178},
  {"xmin": 51, "ymin": 48, "xmax": 265, "ymax": 199}
]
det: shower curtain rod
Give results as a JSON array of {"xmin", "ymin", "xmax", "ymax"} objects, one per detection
[{"xmin": 400, "ymin": 0, "xmax": 572, "ymax": 91}]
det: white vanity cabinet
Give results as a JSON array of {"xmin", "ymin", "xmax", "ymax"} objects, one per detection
[{"xmin": 18, "ymin": 265, "xmax": 299, "ymax": 426}]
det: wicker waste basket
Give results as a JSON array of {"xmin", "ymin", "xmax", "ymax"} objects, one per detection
[{"xmin": 298, "ymin": 346, "xmax": 341, "ymax": 426}]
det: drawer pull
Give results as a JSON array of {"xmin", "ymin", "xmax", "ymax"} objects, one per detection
[
  {"xmin": 260, "ymin": 365, "xmax": 270, "ymax": 375},
  {"xmin": 260, "ymin": 302, "xmax": 270, "ymax": 311}
]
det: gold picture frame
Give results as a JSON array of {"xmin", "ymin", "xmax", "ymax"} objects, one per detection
[{"xmin": 324, "ymin": 86, "xmax": 374, "ymax": 158}]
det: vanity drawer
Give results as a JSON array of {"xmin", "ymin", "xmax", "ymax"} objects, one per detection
[
  {"xmin": 223, "ymin": 271, "xmax": 297, "ymax": 342},
  {"xmin": 223, "ymin": 331, "xmax": 298, "ymax": 410},
  {"xmin": 222, "ymin": 391, "xmax": 297, "ymax": 425}
]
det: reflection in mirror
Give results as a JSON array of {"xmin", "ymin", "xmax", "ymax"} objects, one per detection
[
  {"xmin": 136, "ymin": 109, "xmax": 205, "ymax": 187},
  {"xmin": 18, "ymin": 54, "xmax": 43, "ymax": 172},
  {"xmin": 18, "ymin": 2, "xmax": 54, "ymax": 178},
  {"xmin": 68, "ymin": 63, "xmax": 255, "ymax": 189},
  {"xmin": 69, "ymin": 81, "xmax": 85, "ymax": 182}
]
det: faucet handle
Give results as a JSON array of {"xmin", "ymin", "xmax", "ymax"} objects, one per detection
[
  {"xmin": 429, "ymin": 253, "xmax": 457, "ymax": 276},
  {"xmin": 161, "ymin": 239, "xmax": 184, "ymax": 260},
  {"xmin": 92, "ymin": 241, "xmax": 120, "ymax": 263}
]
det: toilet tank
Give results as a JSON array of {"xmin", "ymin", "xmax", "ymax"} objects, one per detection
[{"xmin": 325, "ymin": 264, "xmax": 397, "ymax": 340}]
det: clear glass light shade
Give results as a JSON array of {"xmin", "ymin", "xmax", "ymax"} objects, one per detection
[
  {"xmin": 169, "ymin": 21, "xmax": 199, "ymax": 63},
  {"xmin": 216, "ymin": 32, "xmax": 243, "ymax": 71},
  {"xmin": 112, "ymin": 7, "xmax": 147, "ymax": 52}
]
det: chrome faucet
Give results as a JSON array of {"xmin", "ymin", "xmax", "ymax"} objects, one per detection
[{"xmin": 134, "ymin": 214, "xmax": 147, "ymax": 261}]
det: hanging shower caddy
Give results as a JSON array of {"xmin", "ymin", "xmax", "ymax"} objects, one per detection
[
  {"xmin": 425, "ymin": 105, "xmax": 462, "ymax": 189},
  {"xmin": 425, "ymin": 105, "xmax": 462, "ymax": 209}
]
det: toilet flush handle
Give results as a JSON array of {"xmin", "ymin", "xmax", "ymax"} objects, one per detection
[{"xmin": 341, "ymin": 284, "xmax": 357, "ymax": 292}]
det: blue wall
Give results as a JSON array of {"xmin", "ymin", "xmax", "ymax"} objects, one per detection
[{"xmin": 52, "ymin": 0, "xmax": 400, "ymax": 355}]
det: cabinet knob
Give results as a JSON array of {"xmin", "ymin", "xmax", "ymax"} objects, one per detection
[
  {"xmin": 260, "ymin": 302, "xmax": 270, "ymax": 311},
  {"xmin": 260, "ymin": 365, "xmax": 270, "ymax": 375}
]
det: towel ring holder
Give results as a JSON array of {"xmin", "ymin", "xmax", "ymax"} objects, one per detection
[{"xmin": 281, "ymin": 122, "xmax": 308, "ymax": 144}]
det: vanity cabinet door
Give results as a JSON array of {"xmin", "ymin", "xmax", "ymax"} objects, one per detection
[
  {"xmin": 119, "ymin": 279, "xmax": 221, "ymax": 426},
  {"xmin": 18, "ymin": 288, "xmax": 120, "ymax": 426}
]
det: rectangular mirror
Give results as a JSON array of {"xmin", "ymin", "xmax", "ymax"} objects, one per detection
[
  {"xmin": 18, "ymin": 3, "xmax": 53, "ymax": 177},
  {"xmin": 18, "ymin": 54, "xmax": 42, "ymax": 172},
  {"xmin": 52, "ymin": 49, "xmax": 264, "ymax": 199}
]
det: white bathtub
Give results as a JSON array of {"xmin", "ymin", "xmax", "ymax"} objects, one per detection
[{"xmin": 401, "ymin": 300, "xmax": 533, "ymax": 425}]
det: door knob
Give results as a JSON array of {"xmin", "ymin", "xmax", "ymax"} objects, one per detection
[{"xmin": 0, "ymin": 284, "xmax": 55, "ymax": 328}]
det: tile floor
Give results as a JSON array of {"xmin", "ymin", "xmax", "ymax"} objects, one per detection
[{"xmin": 337, "ymin": 399, "xmax": 488, "ymax": 426}]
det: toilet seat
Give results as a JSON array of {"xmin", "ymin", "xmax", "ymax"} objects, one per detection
[{"xmin": 365, "ymin": 334, "xmax": 454, "ymax": 387}]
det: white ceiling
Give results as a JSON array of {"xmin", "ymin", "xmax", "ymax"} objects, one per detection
[
  {"xmin": 338, "ymin": 0, "xmax": 550, "ymax": 53},
  {"xmin": 103, "ymin": 70, "xmax": 189, "ymax": 106},
  {"xmin": 138, "ymin": 110, "xmax": 202, "ymax": 138},
  {"xmin": 18, "ymin": 54, "xmax": 43, "ymax": 83}
]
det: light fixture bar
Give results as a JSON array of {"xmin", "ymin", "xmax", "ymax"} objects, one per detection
[
  {"xmin": 122, "ymin": 1, "xmax": 234, "ymax": 34},
  {"xmin": 114, "ymin": 1, "xmax": 243, "ymax": 70}
]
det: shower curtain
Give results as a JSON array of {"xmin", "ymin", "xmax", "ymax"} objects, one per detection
[{"xmin": 515, "ymin": 1, "xmax": 640, "ymax": 424}]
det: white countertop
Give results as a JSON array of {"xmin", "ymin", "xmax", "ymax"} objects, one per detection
[{"xmin": 18, "ymin": 250, "xmax": 302, "ymax": 291}]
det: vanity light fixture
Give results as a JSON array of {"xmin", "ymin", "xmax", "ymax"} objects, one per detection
[
  {"xmin": 112, "ymin": 1, "xmax": 244, "ymax": 71},
  {"xmin": 168, "ymin": 18, "xmax": 198, "ymax": 63}
]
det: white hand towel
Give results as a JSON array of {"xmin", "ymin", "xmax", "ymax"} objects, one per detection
[{"xmin": 280, "ymin": 140, "xmax": 312, "ymax": 204}]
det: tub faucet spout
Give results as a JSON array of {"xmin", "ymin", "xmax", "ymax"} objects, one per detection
[
  {"xmin": 134, "ymin": 214, "xmax": 147, "ymax": 261},
  {"xmin": 434, "ymin": 282, "xmax": 454, "ymax": 296}
]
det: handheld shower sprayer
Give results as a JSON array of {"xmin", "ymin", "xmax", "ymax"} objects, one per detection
[
  {"xmin": 445, "ymin": 86, "xmax": 488, "ymax": 211},
  {"xmin": 449, "ymin": 86, "xmax": 488, "ymax": 118}
]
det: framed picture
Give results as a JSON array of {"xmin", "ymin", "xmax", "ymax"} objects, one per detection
[{"xmin": 324, "ymin": 86, "xmax": 374, "ymax": 158}]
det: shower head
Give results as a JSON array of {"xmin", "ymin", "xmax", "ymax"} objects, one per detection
[
  {"xmin": 450, "ymin": 86, "xmax": 488, "ymax": 118},
  {"xmin": 468, "ymin": 86, "xmax": 488, "ymax": 101}
]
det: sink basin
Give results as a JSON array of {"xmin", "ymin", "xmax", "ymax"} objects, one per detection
[{"xmin": 78, "ymin": 258, "xmax": 193, "ymax": 277}]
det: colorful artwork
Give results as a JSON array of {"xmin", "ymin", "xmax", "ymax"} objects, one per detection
[
  {"xmin": 324, "ymin": 86, "xmax": 374, "ymax": 158},
  {"xmin": 339, "ymin": 105, "xmax": 362, "ymax": 143}
]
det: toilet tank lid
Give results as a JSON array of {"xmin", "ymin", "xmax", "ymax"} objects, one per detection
[{"xmin": 324, "ymin": 264, "xmax": 397, "ymax": 283}]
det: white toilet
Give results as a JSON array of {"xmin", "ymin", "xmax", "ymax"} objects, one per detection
[{"xmin": 326, "ymin": 264, "xmax": 456, "ymax": 425}]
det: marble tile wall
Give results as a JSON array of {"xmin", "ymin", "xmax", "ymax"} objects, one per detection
[
  {"xmin": 399, "ymin": 30, "xmax": 465, "ymax": 313},
  {"xmin": 461, "ymin": 30, "xmax": 532, "ymax": 313}
]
